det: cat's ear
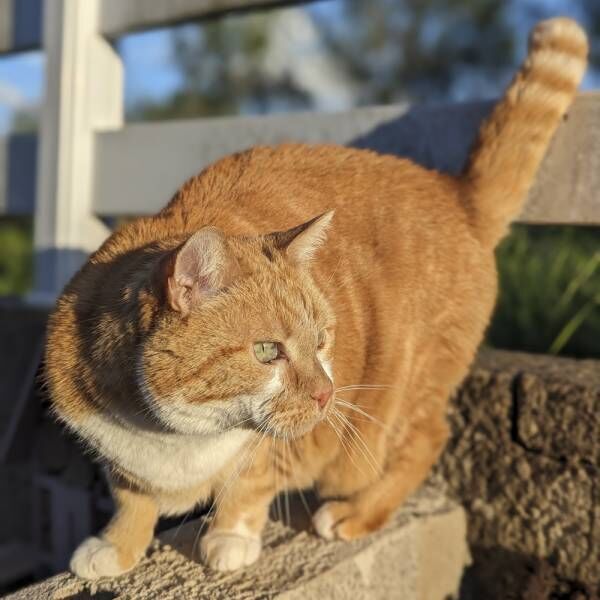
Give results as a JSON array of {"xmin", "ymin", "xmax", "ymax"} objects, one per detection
[
  {"xmin": 165, "ymin": 227, "xmax": 234, "ymax": 316},
  {"xmin": 269, "ymin": 211, "xmax": 334, "ymax": 265}
]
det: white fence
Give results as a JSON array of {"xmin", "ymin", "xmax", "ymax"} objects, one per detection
[{"xmin": 0, "ymin": 0, "xmax": 599, "ymax": 303}]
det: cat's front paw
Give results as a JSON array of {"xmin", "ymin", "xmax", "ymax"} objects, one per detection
[
  {"xmin": 70, "ymin": 536, "xmax": 134, "ymax": 580},
  {"xmin": 200, "ymin": 530, "xmax": 261, "ymax": 571},
  {"xmin": 313, "ymin": 500, "xmax": 378, "ymax": 541}
]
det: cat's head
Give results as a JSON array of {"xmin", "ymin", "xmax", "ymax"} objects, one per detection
[{"xmin": 137, "ymin": 212, "xmax": 335, "ymax": 438}]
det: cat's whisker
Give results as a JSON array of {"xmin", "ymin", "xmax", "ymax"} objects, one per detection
[
  {"xmin": 171, "ymin": 504, "xmax": 198, "ymax": 546},
  {"xmin": 328, "ymin": 411, "xmax": 371, "ymax": 481},
  {"xmin": 282, "ymin": 435, "xmax": 292, "ymax": 529},
  {"xmin": 340, "ymin": 416, "xmax": 383, "ymax": 478},
  {"xmin": 273, "ymin": 439, "xmax": 284, "ymax": 525},
  {"xmin": 334, "ymin": 396, "xmax": 378, "ymax": 410},
  {"xmin": 219, "ymin": 415, "xmax": 257, "ymax": 434},
  {"xmin": 245, "ymin": 422, "xmax": 269, "ymax": 476},
  {"xmin": 332, "ymin": 408, "xmax": 383, "ymax": 478},
  {"xmin": 335, "ymin": 384, "xmax": 394, "ymax": 392},
  {"xmin": 343, "ymin": 413, "xmax": 394, "ymax": 433},
  {"xmin": 285, "ymin": 437, "xmax": 312, "ymax": 525},
  {"xmin": 131, "ymin": 403, "xmax": 158, "ymax": 419},
  {"xmin": 334, "ymin": 398, "xmax": 393, "ymax": 433},
  {"xmin": 274, "ymin": 438, "xmax": 284, "ymax": 526}
]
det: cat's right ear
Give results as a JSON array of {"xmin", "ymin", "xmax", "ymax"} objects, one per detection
[{"xmin": 164, "ymin": 227, "xmax": 234, "ymax": 317}]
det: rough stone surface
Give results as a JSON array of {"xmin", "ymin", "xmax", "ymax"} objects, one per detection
[
  {"xmin": 438, "ymin": 349, "xmax": 600, "ymax": 588},
  {"xmin": 6, "ymin": 485, "xmax": 469, "ymax": 600}
]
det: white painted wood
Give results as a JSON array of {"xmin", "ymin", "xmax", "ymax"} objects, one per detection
[
  {"xmin": 31, "ymin": 0, "xmax": 123, "ymax": 303},
  {"xmin": 94, "ymin": 104, "xmax": 412, "ymax": 216}
]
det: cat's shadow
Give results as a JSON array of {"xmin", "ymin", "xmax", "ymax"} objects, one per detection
[
  {"xmin": 266, "ymin": 489, "xmax": 321, "ymax": 532},
  {"xmin": 158, "ymin": 491, "xmax": 321, "ymax": 564},
  {"xmin": 349, "ymin": 99, "xmax": 494, "ymax": 174}
]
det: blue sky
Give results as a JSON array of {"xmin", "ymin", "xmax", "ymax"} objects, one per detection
[
  {"xmin": 0, "ymin": 0, "xmax": 595, "ymax": 134},
  {"xmin": 0, "ymin": 51, "xmax": 43, "ymax": 132}
]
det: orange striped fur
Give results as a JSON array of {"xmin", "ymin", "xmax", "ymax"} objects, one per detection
[{"xmin": 44, "ymin": 18, "xmax": 587, "ymax": 578}]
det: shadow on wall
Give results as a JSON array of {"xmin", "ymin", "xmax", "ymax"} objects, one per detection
[{"xmin": 350, "ymin": 100, "xmax": 494, "ymax": 175}]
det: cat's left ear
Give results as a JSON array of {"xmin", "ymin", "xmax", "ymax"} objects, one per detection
[
  {"xmin": 268, "ymin": 210, "xmax": 334, "ymax": 265},
  {"xmin": 164, "ymin": 227, "xmax": 236, "ymax": 316}
]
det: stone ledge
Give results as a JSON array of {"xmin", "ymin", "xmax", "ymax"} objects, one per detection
[
  {"xmin": 439, "ymin": 348, "xmax": 600, "ymax": 589},
  {"xmin": 478, "ymin": 349, "xmax": 600, "ymax": 463},
  {"xmin": 6, "ymin": 485, "xmax": 469, "ymax": 600}
]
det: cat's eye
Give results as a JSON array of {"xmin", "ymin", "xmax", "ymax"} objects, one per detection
[{"xmin": 253, "ymin": 341, "xmax": 280, "ymax": 364}]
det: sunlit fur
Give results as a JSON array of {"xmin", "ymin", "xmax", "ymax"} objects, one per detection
[
  {"xmin": 45, "ymin": 18, "xmax": 587, "ymax": 578},
  {"xmin": 138, "ymin": 233, "xmax": 336, "ymax": 438}
]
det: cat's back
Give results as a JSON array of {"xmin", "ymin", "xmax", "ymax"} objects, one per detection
[{"xmin": 161, "ymin": 143, "xmax": 468, "ymax": 245}]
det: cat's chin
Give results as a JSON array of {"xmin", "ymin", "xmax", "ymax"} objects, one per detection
[{"xmin": 262, "ymin": 417, "xmax": 324, "ymax": 440}]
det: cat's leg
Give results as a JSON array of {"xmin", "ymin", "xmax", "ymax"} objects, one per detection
[
  {"xmin": 313, "ymin": 401, "xmax": 449, "ymax": 541},
  {"xmin": 200, "ymin": 436, "xmax": 315, "ymax": 572},
  {"xmin": 200, "ymin": 442, "xmax": 277, "ymax": 572},
  {"xmin": 200, "ymin": 491, "xmax": 271, "ymax": 572},
  {"xmin": 71, "ymin": 480, "xmax": 158, "ymax": 579}
]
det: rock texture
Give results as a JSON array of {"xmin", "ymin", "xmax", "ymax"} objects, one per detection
[
  {"xmin": 6, "ymin": 485, "xmax": 468, "ymax": 600},
  {"xmin": 438, "ymin": 349, "xmax": 600, "ymax": 589}
]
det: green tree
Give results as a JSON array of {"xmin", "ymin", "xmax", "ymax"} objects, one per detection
[{"xmin": 129, "ymin": 11, "xmax": 309, "ymax": 121}]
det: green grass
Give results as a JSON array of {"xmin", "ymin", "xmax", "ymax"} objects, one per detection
[
  {"xmin": 0, "ymin": 220, "xmax": 598, "ymax": 358},
  {"xmin": 0, "ymin": 219, "xmax": 32, "ymax": 296},
  {"xmin": 489, "ymin": 225, "xmax": 600, "ymax": 359}
]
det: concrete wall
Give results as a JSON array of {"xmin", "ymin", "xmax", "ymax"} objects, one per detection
[{"xmin": 438, "ymin": 349, "xmax": 600, "ymax": 595}]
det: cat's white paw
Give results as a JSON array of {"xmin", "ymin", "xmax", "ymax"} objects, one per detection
[
  {"xmin": 312, "ymin": 503, "xmax": 337, "ymax": 540},
  {"xmin": 200, "ymin": 530, "xmax": 261, "ymax": 571},
  {"xmin": 70, "ymin": 536, "xmax": 130, "ymax": 580}
]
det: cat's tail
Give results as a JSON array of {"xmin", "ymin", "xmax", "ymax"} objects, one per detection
[{"xmin": 462, "ymin": 17, "xmax": 588, "ymax": 248}]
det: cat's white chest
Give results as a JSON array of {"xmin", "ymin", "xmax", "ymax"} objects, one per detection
[{"xmin": 80, "ymin": 413, "xmax": 251, "ymax": 491}]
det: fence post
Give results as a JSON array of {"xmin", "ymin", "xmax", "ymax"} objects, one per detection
[{"xmin": 31, "ymin": 0, "xmax": 122, "ymax": 304}]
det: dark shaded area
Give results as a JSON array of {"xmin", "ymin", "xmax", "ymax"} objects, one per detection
[
  {"xmin": 460, "ymin": 547, "xmax": 600, "ymax": 600},
  {"xmin": 2, "ymin": 134, "xmax": 37, "ymax": 216},
  {"xmin": 10, "ymin": 0, "xmax": 42, "ymax": 53},
  {"xmin": 350, "ymin": 100, "xmax": 492, "ymax": 172}
]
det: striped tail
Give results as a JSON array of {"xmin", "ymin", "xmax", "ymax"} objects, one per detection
[{"xmin": 462, "ymin": 17, "xmax": 588, "ymax": 247}]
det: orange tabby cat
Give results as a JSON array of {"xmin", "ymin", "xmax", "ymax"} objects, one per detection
[{"xmin": 45, "ymin": 18, "xmax": 587, "ymax": 579}]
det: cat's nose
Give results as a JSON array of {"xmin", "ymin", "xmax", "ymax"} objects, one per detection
[{"xmin": 311, "ymin": 386, "xmax": 333, "ymax": 409}]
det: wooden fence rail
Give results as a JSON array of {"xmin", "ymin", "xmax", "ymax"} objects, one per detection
[{"xmin": 94, "ymin": 94, "xmax": 600, "ymax": 224}]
